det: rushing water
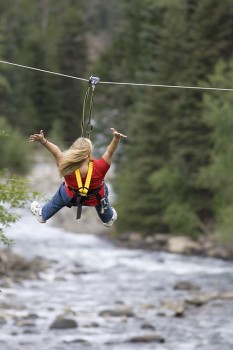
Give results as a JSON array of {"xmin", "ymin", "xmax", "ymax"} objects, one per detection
[{"xmin": 1, "ymin": 209, "xmax": 233, "ymax": 350}]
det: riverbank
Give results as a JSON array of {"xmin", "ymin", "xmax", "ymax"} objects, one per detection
[
  {"xmin": 99, "ymin": 231, "xmax": 233, "ymax": 260},
  {"xmin": 49, "ymin": 200, "xmax": 233, "ymax": 261}
]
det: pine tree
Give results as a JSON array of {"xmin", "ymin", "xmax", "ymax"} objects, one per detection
[
  {"xmin": 199, "ymin": 60, "xmax": 233, "ymax": 243},
  {"xmin": 115, "ymin": 0, "xmax": 233, "ymax": 235},
  {"xmin": 56, "ymin": 1, "xmax": 88, "ymax": 142},
  {"xmin": 0, "ymin": 0, "xmax": 88, "ymax": 139},
  {"xmin": 0, "ymin": 33, "xmax": 34, "ymax": 245},
  {"xmin": 93, "ymin": 0, "xmax": 158, "ymax": 138},
  {"xmin": 1, "ymin": 1, "xmax": 34, "ymax": 131},
  {"xmin": 0, "ymin": 29, "xmax": 11, "ymax": 116}
]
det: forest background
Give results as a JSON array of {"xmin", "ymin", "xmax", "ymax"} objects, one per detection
[{"xmin": 0, "ymin": 0, "xmax": 233, "ymax": 244}]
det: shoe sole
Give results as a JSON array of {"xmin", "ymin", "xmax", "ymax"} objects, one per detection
[{"xmin": 30, "ymin": 202, "xmax": 46, "ymax": 223}]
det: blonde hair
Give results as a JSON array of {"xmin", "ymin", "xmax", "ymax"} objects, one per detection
[{"xmin": 59, "ymin": 137, "xmax": 93, "ymax": 177}]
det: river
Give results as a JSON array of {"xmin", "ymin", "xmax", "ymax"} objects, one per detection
[
  {"xmin": 0, "ymin": 208, "xmax": 233, "ymax": 350},
  {"xmin": 1, "ymin": 159, "xmax": 233, "ymax": 350}
]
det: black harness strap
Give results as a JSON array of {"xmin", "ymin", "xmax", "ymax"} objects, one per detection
[{"xmin": 66, "ymin": 183, "xmax": 107, "ymax": 220}]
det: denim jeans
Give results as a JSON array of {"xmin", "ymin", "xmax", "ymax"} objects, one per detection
[{"xmin": 41, "ymin": 182, "xmax": 113, "ymax": 224}]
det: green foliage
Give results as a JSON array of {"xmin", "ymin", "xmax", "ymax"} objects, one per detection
[
  {"xmin": 149, "ymin": 167, "xmax": 183, "ymax": 197},
  {"xmin": 199, "ymin": 60, "xmax": 233, "ymax": 243},
  {"xmin": 164, "ymin": 203, "xmax": 199, "ymax": 237},
  {"xmin": 0, "ymin": 116, "xmax": 31, "ymax": 174},
  {"xmin": 111, "ymin": 0, "xmax": 233, "ymax": 235},
  {"xmin": 85, "ymin": 0, "xmax": 123, "ymax": 34},
  {"xmin": 0, "ymin": 0, "xmax": 233, "ymax": 241},
  {"xmin": 56, "ymin": 2, "xmax": 88, "ymax": 141},
  {"xmin": 48, "ymin": 119, "xmax": 65, "ymax": 149},
  {"xmin": 1, "ymin": 0, "xmax": 88, "ymax": 140},
  {"xmin": 0, "ymin": 171, "xmax": 35, "ymax": 245},
  {"xmin": 214, "ymin": 205, "xmax": 233, "ymax": 245},
  {"xmin": 0, "ymin": 75, "xmax": 10, "ymax": 92}
]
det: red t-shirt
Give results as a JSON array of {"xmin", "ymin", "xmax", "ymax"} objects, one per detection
[{"xmin": 64, "ymin": 158, "xmax": 110, "ymax": 206}]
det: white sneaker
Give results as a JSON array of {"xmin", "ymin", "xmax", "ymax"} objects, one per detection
[
  {"xmin": 103, "ymin": 208, "xmax": 118, "ymax": 227},
  {"xmin": 30, "ymin": 201, "xmax": 46, "ymax": 223}
]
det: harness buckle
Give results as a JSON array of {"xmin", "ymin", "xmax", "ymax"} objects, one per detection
[
  {"xmin": 100, "ymin": 197, "xmax": 108, "ymax": 214},
  {"xmin": 86, "ymin": 121, "xmax": 93, "ymax": 138},
  {"xmin": 78, "ymin": 187, "xmax": 88, "ymax": 197}
]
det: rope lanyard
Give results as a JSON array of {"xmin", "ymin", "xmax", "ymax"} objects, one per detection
[
  {"xmin": 81, "ymin": 76, "xmax": 100, "ymax": 139},
  {"xmin": 75, "ymin": 160, "xmax": 93, "ymax": 196}
]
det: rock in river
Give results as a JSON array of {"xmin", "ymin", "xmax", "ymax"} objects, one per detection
[
  {"xmin": 127, "ymin": 334, "xmax": 165, "ymax": 343},
  {"xmin": 49, "ymin": 318, "xmax": 78, "ymax": 330},
  {"xmin": 99, "ymin": 306, "xmax": 135, "ymax": 318}
]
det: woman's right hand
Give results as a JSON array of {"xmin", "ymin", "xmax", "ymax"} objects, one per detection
[
  {"xmin": 110, "ymin": 127, "xmax": 127, "ymax": 139},
  {"xmin": 29, "ymin": 130, "xmax": 46, "ymax": 144}
]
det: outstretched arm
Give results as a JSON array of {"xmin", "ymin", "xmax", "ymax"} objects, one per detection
[
  {"xmin": 102, "ymin": 128, "xmax": 127, "ymax": 165},
  {"xmin": 29, "ymin": 130, "xmax": 63, "ymax": 166}
]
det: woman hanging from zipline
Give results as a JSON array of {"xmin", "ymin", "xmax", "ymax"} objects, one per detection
[{"xmin": 29, "ymin": 128, "xmax": 127, "ymax": 227}]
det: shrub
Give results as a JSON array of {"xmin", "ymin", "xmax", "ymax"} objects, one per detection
[{"xmin": 0, "ymin": 116, "xmax": 31, "ymax": 174}]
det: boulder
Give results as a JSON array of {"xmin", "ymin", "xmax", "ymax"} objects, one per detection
[
  {"xmin": 127, "ymin": 334, "xmax": 165, "ymax": 343},
  {"xmin": 141, "ymin": 323, "xmax": 155, "ymax": 330},
  {"xmin": 186, "ymin": 292, "xmax": 219, "ymax": 306},
  {"xmin": 205, "ymin": 246, "xmax": 230, "ymax": 259},
  {"xmin": 218, "ymin": 291, "xmax": 233, "ymax": 300},
  {"xmin": 0, "ymin": 249, "xmax": 49, "ymax": 282},
  {"xmin": 160, "ymin": 300, "xmax": 186, "ymax": 317},
  {"xmin": 167, "ymin": 236, "xmax": 200, "ymax": 254},
  {"xmin": 174, "ymin": 281, "xmax": 200, "ymax": 291},
  {"xmin": 63, "ymin": 339, "xmax": 89, "ymax": 344},
  {"xmin": 49, "ymin": 318, "xmax": 78, "ymax": 330},
  {"xmin": 99, "ymin": 307, "xmax": 135, "ymax": 318}
]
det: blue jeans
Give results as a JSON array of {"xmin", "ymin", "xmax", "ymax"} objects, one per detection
[{"xmin": 41, "ymin": 183, "xmax": 114, "ymax": 224}]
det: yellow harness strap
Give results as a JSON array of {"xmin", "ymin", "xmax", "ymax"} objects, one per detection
[{"xmin": 75, "ymin": 161, "xmax": 93, "ymax": 196}]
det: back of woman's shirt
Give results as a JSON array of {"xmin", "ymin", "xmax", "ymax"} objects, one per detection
[{"xmin": 64, "ymin": 158, "xmax": 110, "ymax": 206}]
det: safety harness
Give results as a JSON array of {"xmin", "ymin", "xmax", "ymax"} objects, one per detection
[{"xmin": 67, "ymin": 160, "xmax": 108, "ymax": 219}]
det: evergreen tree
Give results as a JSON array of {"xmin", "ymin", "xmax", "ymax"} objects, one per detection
[
  {"xmin": 199, "ymin": 60, "xmax": 233, "ymax": 243},
  {"xmin": 115, "ymin": 0, "xmax": 233, "ymax": 235},
  {"xmin": 56, "ymin": 1, "xmax": 88, "ymax": 142},
  {"xmin": 1, "ymin": 1, "xmax": 38, "ymax": 132},
  {"xmin": 93, "ymin": 0, "xmax": 155, "ymax": 139},
  {"xmin": 26, "ymin": 40, "xmax": 61, "ymax": 133},
  {"xmin": 0, "ymin": 29, "xmax": 11, "ymax": 116},
  {"xmin": 161, "ymin": 0, "xmax": 233, "ymax": 234},
  {"xmin": 0, "ymin": 116, "xmax": 31, "ymax": 174},
  {"xmin": 0, "ymin": 36, "xmax": 34, "ymax": 245},
  {"xmin": 0, "ymin": 0, "xmax": 88, "ymax": 139}
]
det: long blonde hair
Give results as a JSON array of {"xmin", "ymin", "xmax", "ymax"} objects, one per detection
[{"xmin": 59, "ymin": 137, "xmax": 93, "ymax": 177}]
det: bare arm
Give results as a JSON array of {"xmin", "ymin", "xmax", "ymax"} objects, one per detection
[
  {"xmin": 102, "ymin": 128, "xmax": 127, "ymax": 165},
  {"xmin": 29, "ymin": 130, "xmax": 63, "ymax": 166}
]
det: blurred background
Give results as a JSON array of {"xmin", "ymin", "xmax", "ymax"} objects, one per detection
[
  {"xmin": 1, "ymin": 0, "xmax": 233, "ymax": 244},
  {"xmin": 1, "ymin": 2, "xmax": 233, "ymax": 350}
]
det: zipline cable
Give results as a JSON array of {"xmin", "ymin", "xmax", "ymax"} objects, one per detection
[
  {"xmin": 100, "ymin": 81, "xmax": 233, "ymax": 91},
  {"xmin": 0, "ymin": 59, "xmax": 88, "ymax": 82},
  {"xmin": 0, "ymin": 59, "xmax": 233, "ymax": 91}
]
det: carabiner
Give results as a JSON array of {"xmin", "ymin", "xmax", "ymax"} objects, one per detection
[{"xmin": 89, "ymin": 76, "xmax": 100, "ymax": 90}]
